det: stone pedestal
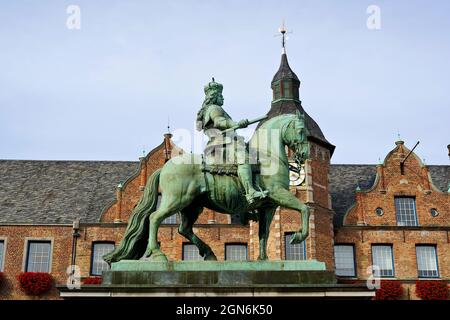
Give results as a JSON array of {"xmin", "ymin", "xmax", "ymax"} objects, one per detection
[{"xmin": 58, "ymin": 261, "xmax": 374, "ymax": 299}]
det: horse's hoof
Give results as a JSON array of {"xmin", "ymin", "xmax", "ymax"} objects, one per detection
[
  {"xmin": 290, "ymin": 232, "xmax": 307, "ymax": 244},
  {"xmin": 143, "ymin": 250, "xmax": 169, "ymax": 262}
]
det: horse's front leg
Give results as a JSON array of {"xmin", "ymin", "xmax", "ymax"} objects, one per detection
[
  {"xmin": 257, "ymin": 207, "xmax": 276, "ymax": 260},
  {"xmin": 268, "ymin": 188, "xmax": 310, "ymax": 244}
]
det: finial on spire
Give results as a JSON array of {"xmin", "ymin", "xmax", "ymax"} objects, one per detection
[
  {"xmin": 212, "ymin": 77, "xmax": 215, "ymax": 82},
  {"xmin": 278, "ymin": 19, "xmax": 287, "ymax": 54},
  {"xmin": 167, "ymin": 116, "xmax": 171, "ymax": 134}
]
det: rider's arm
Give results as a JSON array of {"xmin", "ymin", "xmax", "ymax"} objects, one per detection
[{"xmin": 210, "ymin": 107, "xmax": 237, "ymax": 130}]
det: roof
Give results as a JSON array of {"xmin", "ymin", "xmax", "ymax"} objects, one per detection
[
  {"xmin": 261, "ymin": 100, "xmax": 335, "ymax": 154},
  {"xmin": 272, "ymin": 53, "xmax": 300, "ymax": 83},
  {"xmin": 261, "ymin": 52, "xmax": 335, "ymax": 154},
  {"xmin": 0, "ymin": 160, "xmax": 139, "ymax": 224},
  {"xmin": 0, "ymin": 160, "xmax": 448, "ymax": 226}
]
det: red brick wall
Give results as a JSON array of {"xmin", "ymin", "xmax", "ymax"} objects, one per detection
[
  {"xmin": 335, "ymin": 141, "xmax": 450, "ymax": 299},
  {"xmin": 0, "ymin": 225, "xmax": 73, "ymax": 300}
]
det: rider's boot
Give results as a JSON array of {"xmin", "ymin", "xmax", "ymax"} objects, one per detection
[{"xmin": 237, "ymin": 164, "xmax": 268, "ymax": 204}]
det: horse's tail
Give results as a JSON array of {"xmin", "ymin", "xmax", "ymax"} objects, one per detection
[{"xmin": 103, "ymin": 168, "xmax": 162, "ymax": 264}]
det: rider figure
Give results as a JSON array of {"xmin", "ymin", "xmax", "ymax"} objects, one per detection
[{"xmin": 196, "ymin": 78, "xmax": 268, "ymax": 205}]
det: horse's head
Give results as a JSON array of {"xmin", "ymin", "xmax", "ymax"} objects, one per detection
[{"xmin": 282, "ymin": 112, "xmax": 310, "ymax": 165}]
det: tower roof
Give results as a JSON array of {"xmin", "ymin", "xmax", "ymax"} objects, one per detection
[
  {"xmin": 271, "ymin": 53, "xmax": 300, "ymax": 83},
  {"xmin": 259, "ymin": 49, "xmax": 335, "ymax": 155}
]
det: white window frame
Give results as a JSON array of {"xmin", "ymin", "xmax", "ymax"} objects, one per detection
[
  {"xmin": 284, "ymin": 233, "xmax": 307, "ymax": 260},
  {"xmin": 22, "ymin": 238, "xmax": 54, "ymax": 273},
  {"xmin": 182, "ymin": 243, "xmax": 203, "ymax": 261},
  {"xmin": 416, "ymin": 245, "xmax": 439, "ymax": 278},
  {"xmin": 334, "ymin": 244, "xmax": 357, "ymax": 277},
  {"xmin": 90, "ymin": 242, "xmax": 115, "ymax": 276},
  {"xmin": 225, "ymin": 243, "xmax": 248, "ymax": 261},
  {"xmin": 394, "ymin": 197, "xmax": 419, "ymax": 226},
  {"xmin": 371, "ymin": 245, "xmax": 395, "ymax": 278}
]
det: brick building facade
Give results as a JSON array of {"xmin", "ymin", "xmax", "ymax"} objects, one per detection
[{"xmin": 1, "ymin": 50, "xmax": 449, "ymax": 300}]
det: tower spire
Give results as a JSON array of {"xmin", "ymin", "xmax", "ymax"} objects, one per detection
[{"xmin": 271, "ymin": 21, "xmax": 300, "ymax": 103}]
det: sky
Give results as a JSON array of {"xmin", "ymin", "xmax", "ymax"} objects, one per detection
[{"xmin": 1, "ymin": 0, "xmax": 449, "ymax": 164}]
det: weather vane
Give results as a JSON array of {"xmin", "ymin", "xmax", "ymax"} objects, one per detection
[
  {"xmin": 167, "ymin": 116, "xmax": 171, "ymax": 134},
  {"xmin": 276, "ymin": 19, "xmax": 292, "ymax": 53}
]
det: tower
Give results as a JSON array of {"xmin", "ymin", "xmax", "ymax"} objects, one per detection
[{"xmin": 251, "ymin": 24, "xmax": 336, "ymax": 269}]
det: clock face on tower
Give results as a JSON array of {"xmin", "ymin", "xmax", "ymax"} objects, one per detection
[{"xmin": 289, "ymin": 162, "xmax": 306, "ymax": 186}]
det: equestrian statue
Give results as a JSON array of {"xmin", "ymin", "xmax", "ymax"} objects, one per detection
[{"xmin": 104, "ymin": 79, "xmax": 311, "ymax": 263}]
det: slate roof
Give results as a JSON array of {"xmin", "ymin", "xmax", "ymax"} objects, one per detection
[
  {"xmin": 261, "ymin": 100, "xmax": 335, "ymax": 155},
  {"xmin": 0, "ymin": 160, "xmax": 448, "ymax": 226},
  {"xmin": 0, "ymin": 160, "xmax": 139, "ymax": 224},
  {"xmin": 329, "ymin": 165, "xmax": 377, "ymax": 227}
]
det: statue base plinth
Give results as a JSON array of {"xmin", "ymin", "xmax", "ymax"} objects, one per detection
[
  {"xmin": 103, "ymin": 260, "xmax": 333, "ymax": 286},
  {"xmin": 58, "ymin": 260, "xmax": 375, "ymax": 299},
  {"xmin": 111, "ymin": 259, "xmax": 327, "ymax": 271}
]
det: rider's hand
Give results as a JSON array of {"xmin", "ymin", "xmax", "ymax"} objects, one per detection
[{"xmin": 238, "ymin": 119, "xmax": 250, "ymax": 128}]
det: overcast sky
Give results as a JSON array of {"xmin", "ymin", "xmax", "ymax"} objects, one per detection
[{"xmin": 1, "ymin": 0, "xmax": 449, "ymax": 164}]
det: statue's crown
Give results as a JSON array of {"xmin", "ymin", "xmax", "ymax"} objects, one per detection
[{"xmin": 204, "ymin": 77, "xmax": 223, "ymax": 95}]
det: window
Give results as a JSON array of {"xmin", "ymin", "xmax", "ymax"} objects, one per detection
[
  {"xmin": 284, "ymin": 233, "xmax": 306, "ymax": 260},
  {"xmin": 430, "ymin": 208, "xmax": 439, "ymax": 217},
  {"xmin": 0, "ymin": 240, "xmax": 4, "ymax": 271},
  {"xmin": 182, "ymin": 243, "xmax": 202, "ymax": 261},
  {"xmin": 25, "ymin": 241, "xmax": 52, "ymax": 273},
  {"xmin": 225, "ymin": 244, "xmax": 248, "ymax": 261},
  {"xmin": 395, "ymin": 197, "xmax": 418, "ymax": 226},
  {"xmin": 334, "ymin": 245, "xmax": 356, "ymax": 277},
  {"xmin": 375, "ymin": 207, "xmax": 384, "ymax": 216},
  {"xmin": 416, "ymin": 246, "xmax": 439, "ymax": 278},
  {"xmin": 371, "ymin": 245, "xmax": 395, "ymax": 277},
  {"xmin": 91, "ymin": 242, "xmax": 115, "ymax": 276}
]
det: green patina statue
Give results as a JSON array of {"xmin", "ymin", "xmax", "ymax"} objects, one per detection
[
  {"xmin": 196, "ymin": 78, "xmax": 268, "ymax": 205},
  {"xmin": 104, "ymin": 79, "xmax": 311, "ymax": 264}
]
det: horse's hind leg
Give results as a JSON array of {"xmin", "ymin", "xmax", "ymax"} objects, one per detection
[
  {"xmin": 257, "ymin": 206, "xmax": 276, "ymax": 260},
  {"xmin": 179, "ymin": 205, "xmax": 217, "ymax": 261},
  {"xmin": 144, "ymin": 194, "xmax": 193, "ymax": 261}
]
